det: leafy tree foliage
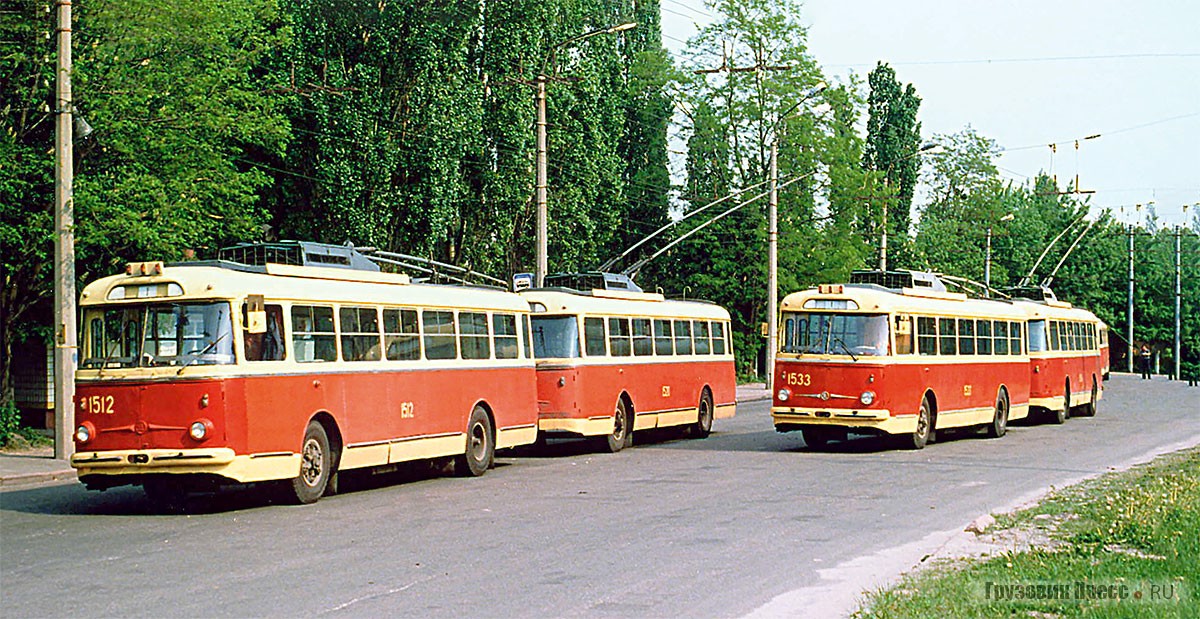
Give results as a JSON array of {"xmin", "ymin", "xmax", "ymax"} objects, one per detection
[{"xmin": 862, "ymin": 61, "xmax": 922, "ymax": 268}]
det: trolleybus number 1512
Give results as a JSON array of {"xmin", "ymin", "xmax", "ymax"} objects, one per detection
[{"xmin": 82, "ymin": 395, "xmax": 116, "ymax": 415}]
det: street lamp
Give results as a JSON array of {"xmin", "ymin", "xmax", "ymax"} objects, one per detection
[
  {"xmin": 535, "ymin": 22, "xmax": 636, "ymax": 288},
  {"xmin": 984, "ymin": 213, "xmax": 1015, "ymax": 292},
  {"xmin": 878, "ymin": 142, "xmax": 941, "ymax": 271},
  {"xmin": 767, "ymin": 81, "xmax": 827, "ymax": 389}
]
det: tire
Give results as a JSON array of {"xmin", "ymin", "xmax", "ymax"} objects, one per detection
[
  {"xmin": 802, "ymin": 428, "xmax": 832, "ymax": 450},
  {"xmin": 455, "ymin": 405, "xmax": 494, "ymax": 477},
  {"xmin": 1051, "ymin": 381, "xmax": 1069, "ymax": 425},
  {"xmin": 900, "ymin": 395, "xmax": 933, "ymax": 450},
  {"xmin": 1077, "ymin": 378, "xmax": 1098, "ymax": 417},
  {"xmin": 603, "ymin": 398, "xmax": 633, "ymax": 453},
  {"xmin": 144, "ymin": 476, "xmax": 188, "ymax": 512},
  {"xmin": 289, "ymin": 420, "xmax": 333, "ymax": 504},
  {"xmin": 986, "ymin": 389, "xmax": 1009, "ymax": 438},
  {"xmin": 692, "ymin": 390, "xmax": 714, "ymax": 438}
]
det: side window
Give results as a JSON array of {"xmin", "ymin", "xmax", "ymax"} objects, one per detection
[
  {"xmin": 1010, "ymin": 321, "xmax": 1023, "ymax": 355},
  {"xmin": 423, "ymin": 310, "xmax": 457, "ymax": 360},
  {"xmin": 894, "ymin": 316, "xmax": 913, "ymax": 355},
  {"xmin": 584, "ymin": 317, "xmax": 607, "ymax": 356},
  {"xmin": 938, "ymin": 318, "xmax": 957, "ymax": 356},
  {"xmin": 694, "ymin": 320, "xmax": 711, "ymax": 354},
  {"xmin": 632, "ymin": 318, "xmax": 653, "ymax": 356},
  {"xmin": 384, "ymin": 308, "xmax": 420, "ymax": 361},
  {"xmin": 493, "ymin": 313, "xmax": 519, "ymax": 359},
  {"xmin": 712, "ymin": 321, "xmax": 727, "ymax": 355},
  {"xmin": 460, "ymin": 312, "xmax": 491, "ymax": 360},
  {"xmin": 917, "ymin": 316, "xmax": 937, "ymax": 355},
  {"xmin": 958, "ymin": 318, "xmax": 975, "ymax": 355},
  {"xmin": 674, "ymin": 319, "xmax": 693, "ymax": 355},
  {"xmin": 292, "ymin": 305, "xmax": 336, "ymax": 362},
  {"xmin": 1049, "ymin": 321, "xmax": 1061, "ymax": 351},
  {"xmin": 340, "ymin": 306, "xmax": 381, "ymax": 361},
  {"xmin": 976, "ymin": 319, "xmax": 992, "ymax": 355},
  {"xmin": 654, "ymin": 319, "xmax": 673, "ymax": 355},
  {"xmin": 521, "ymin": 314, "xmax": 533, "ymax": 359},
  {"xmin": 244, "ymin": 304, "xmax": 286, "ymax": 361},
  {"xmin": 994, "ymin": 320, "xmax": 1009, "ymax": 355},
  {"xmin": 608, "ymin": 317, "xmax": 631, "ymax": 357}
]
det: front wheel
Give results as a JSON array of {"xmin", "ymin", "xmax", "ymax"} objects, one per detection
[
  {"xmin": 691, "ymin": 390, "xmax": 714, "ymax": 438},
  {"xmin": 986, "ymin": 390, "xmax": 1009, "ymax": 438},
  {"xmin": 455, "ymin": 405, "xmax": 494, "ymax": 477},
  {"xmin": 603, "ymin": 398, "xmax": 633, "ymax": 453},
  {"xmin": 289, "ymin": 420, "xmax": 333, "ymax": 504},
  {"xmin": 899, "ymin": 396, "xmax": 933, "ymax": 450}
]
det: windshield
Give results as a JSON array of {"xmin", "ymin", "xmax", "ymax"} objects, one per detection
[
  {"xmin": 531, "ymin": 316, "xmax": 580, "ymax": 359},
  {"xmin": 781, "ymin": 312, "xmax": 890, "ymax": 356},
  {"xmin": 81, "ymin": 302, "xmax": 235, "ymax": 369}
]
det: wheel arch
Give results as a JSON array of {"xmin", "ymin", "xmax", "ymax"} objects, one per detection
[
  {"xmin": 471, "ymin": 399, "xmax": 498, "ymax": 440},
  {"xmin": 309, "ymin": 411, "xmax": 342, "ymax": 468}
]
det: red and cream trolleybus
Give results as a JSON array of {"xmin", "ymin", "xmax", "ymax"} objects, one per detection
[
  {"xmin": 1011, "ymin": 287, "xmax": 1105, "ymax": 423},
  {"xmin": 71, "ymin": 242, "xmax": 537, "ymax": 504},
  {"xmin": 522, "ymin": 273, "xmax": 736, "ymax": 452},
  {"xmin": 772, "ymin": 271, "xmax": 1031, "ymax": 450}
]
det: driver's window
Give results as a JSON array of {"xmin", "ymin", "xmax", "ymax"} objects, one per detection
[{"xmin": 244, "ymin": 304, "xmax": 286, "ymax": 361}]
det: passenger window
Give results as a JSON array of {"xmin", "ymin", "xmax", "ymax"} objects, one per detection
[
  {"xmin": 976, "ymin": 319, "xmax": 992, "ymax": 355},
  {"xmin": 493, "ymin": 314, "xmax": 519, "ymax": 359},
  {"xmin": 1010, "ymin": 322, "xmax": 1023, "ymax": 355},
  {"xmin": 674, "ymin": 320, "xmax": 693, "ymax": 355},
  {"xmin": 460, "ymin": 312, "xmax": 491, "ymax": 360},
  {"xmin": 608, "ymin": 317, "xmax": 632, "ymax": 356},
  {"xmin": 384, "ymin": 308, "xmax": 421, "ymax": 361},
  {"xmin": 694, "ymin": 321, "xmax": 711, "ymax": 354},
  {"xmin": 958, "ymin": 318, "xmax": 975, "ymax": 355},
  {"xmin": 584, "ymin": 317, "xmax": 607, "ymax": 356},
  {"xmin": 938, "ymin": 318, "xmax": 957, "ymax": 356},
  {"xmin": 292, "ymin": 305, "xmax": 337, "ymax": 362},
  {"xmin": 917, "ymin": 316, "xmax": 937, "ymax": 355},
  {"xmin": 244, "ymin": 304, "xmax": 286, "ymax": 361},
  {"xmin": 994, "ymin": 320, "xmax": 1009, "ymax": 355},
  {"xmin": 654, "ymin": 319, "xmax": 673, "ymax": 356},
  {"xmin": 340, "ymin": 306, "xmax": 381, "ymax": 361},
  {"xmin": 522, "ymin": 314, "xmax": 533, "ymax": 359},
  {"xmin": 423, "ymin": 310, "xmax": 457, "ymax": 360},
  {"xmin": 712, "ymin": 322, "xmax": 727, "ymax": 355},
  {"xmin": 632, "ymin": 318, "xmax": 653, "ymax": 356}
]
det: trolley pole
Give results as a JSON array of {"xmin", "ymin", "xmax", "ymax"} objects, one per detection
[
  {"xmin": 767, "ymin": 140, "xmax": 778, "ymax": 390},
  {"xmin": 1127, "ymin": 224, "xmax": 1135, "ymax": 374},
  {"xmin": 54, "ymin": 0, "xmax": 78, "ymax": 460}
]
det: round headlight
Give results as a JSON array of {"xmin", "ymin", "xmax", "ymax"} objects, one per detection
[
  {"xmin": 860, "ymin": 390, "xmax": 876, "ymax": 405},
  {"xmin": 777, "ymin": 388, "xmax": 791, "ymax": 402},
  {"xmin": 189, "ymin": 420, "xmax": 211, "ymax": 441},
  {"xmin": 75, "ymin": 423, "xmax": 92, "ymax": 443}
]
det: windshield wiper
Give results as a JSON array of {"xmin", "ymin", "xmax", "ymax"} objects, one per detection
[
  {"xmin": 831, "ymin": 336, "xmax": 858, "ymax": 362},
  {"xmin": 176, "ymin": 331, "xmax": 230, "ymax": 375}
]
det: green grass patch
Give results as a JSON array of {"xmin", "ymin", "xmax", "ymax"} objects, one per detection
[{"xmin": 855, "ymin": 448, "xmax": 1199, "ymax": 618}]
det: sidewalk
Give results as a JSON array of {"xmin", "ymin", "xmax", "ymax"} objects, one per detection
[{"xmin": 0, "ymin": 384, "xmax": 773, "ymax": 489}]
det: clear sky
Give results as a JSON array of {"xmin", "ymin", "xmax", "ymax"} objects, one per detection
[{"xmin": 660, "ymin": 0, "xmax": 1199, "ymax": 228}]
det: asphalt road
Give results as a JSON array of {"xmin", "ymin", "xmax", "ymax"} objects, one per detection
[{"xmin": 3, "ymin": 374, "xmax": 1198, "ymax": 618}]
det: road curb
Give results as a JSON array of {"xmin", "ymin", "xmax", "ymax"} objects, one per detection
[{"xmin": 0, "ymin": 469, "xmax": 77, "ymax": 489}]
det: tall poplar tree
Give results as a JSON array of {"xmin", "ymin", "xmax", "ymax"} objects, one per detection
[{"xmin": 862, "ymin": 61, "xmax": 922, "ymax": 269}]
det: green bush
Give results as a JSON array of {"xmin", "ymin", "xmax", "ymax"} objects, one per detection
[{"xmin": 0, "ymin": 400, "xmax": 20, "ymax": 445}]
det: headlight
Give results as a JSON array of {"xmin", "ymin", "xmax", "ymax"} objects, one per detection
[
  {"xmin": 860, "ymin": 391, "xmax": 876, "ymax": 405},
  {"xmin": 189, "ymin": 419, "xmax": 212, "ymax": 441},
  {"xmin": 777, "ymin": 388, "xmax": 791, "ymax": 402},
  {"xmin": 75, "ymin": 422, "xmax": 93, "ymax": 443}
]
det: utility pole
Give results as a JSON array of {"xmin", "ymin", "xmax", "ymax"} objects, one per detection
[
  {"xmin": 535, "ymin": 75, "xmax": 548, "ymax": 288},
  {"xmin": 54, "ymin": 0, "xmax": 77, "ymax": 460},
  {"xmin": 1127, "ymin": 224, "xmax": 1135, "ymax": 374},
  {"xmin": 767, "ymin": 139, "xmax": 778, "ymax": 388},
  {"xmin": 1175, "ymin": 224, "xmax": 1182, "ymax": 380}
]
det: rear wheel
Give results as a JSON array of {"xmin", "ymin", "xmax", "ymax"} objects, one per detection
[
  {"xmin": 603, "ymin": 398, "xmax": 633, "ymax": 453},
  {"xmin": 692, "ymin": 390, "xmax": 714, "ymax": 438},
  {"xmin": 1077, "ymin": 378, "xmax": 1098, "ymax": 417},
  {"xmin": 289, "ymin": 420, "xmax": 333, "ymax": 504},
  {"xmin": 986, "ymin": 389, "xmax": 1009, "ymax": 438},
  {"xmin": 1051, "ymin": 381, "xmax": 1069, "ymax": 424},
  {"xmin": 455, "ymin": 405, "xmax": 494, "ymax": 477},
  {"xmin": 900, "ymin": 396, "xmax": 933, "ymax": 450}
]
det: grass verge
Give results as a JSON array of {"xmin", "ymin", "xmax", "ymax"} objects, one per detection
[{"xmin": 855, "ymin": 447, "xmax": 1199, "ymax": 618}]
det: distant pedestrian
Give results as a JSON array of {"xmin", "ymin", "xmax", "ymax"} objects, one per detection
[{"xmin": 1139, "ymin": 344, "xmax": 1152, "ymax": 380}]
